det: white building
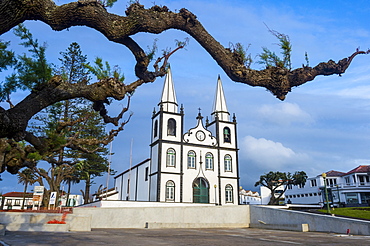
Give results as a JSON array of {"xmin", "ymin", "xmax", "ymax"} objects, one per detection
[
  {"xmin": 1, "ymin": 192, "xmax": 33, "ymax": 210},
  {"xmin": 0, "ymin": 191, "xmax": 83, "ymax": 209},
  {"xmin": 239, "ymin": 188, "xmax": 261, "ymax": 205},
  {"xmin": 114, "ymin": 68, "xmax": 240, "ymax": 205},
  {"xmin": 285, "ymin": 165, "xmax": 370, "ymax": 206},
  {"xmin": 259, "ymin": 186, "xmax": 285, "ymax": 205}
]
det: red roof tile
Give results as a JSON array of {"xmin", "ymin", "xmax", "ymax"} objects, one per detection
[
  {"xmin": 2, "ymin": 192, "xmax": 33, "ymax": 198},
  {"xmin": 345, "ymin": 165, "xmax": 370, "ymax": 175},
  {"xmin": 325, "ymin": 170, "xmax": 346, "ymax": 177}
]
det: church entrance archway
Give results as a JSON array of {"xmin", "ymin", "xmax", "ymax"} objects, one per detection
[{"xmin": 193, "ymin": 177, "xmax": 209, "ymax": 203}]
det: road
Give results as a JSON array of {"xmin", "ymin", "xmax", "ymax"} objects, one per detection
[{"xmin": 1, "ymin": 228, "xmax": 370, "ymax": 246}]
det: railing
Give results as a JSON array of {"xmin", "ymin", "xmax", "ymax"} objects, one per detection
[{"xmin": 342, "ymin": 182, "xmax": 370, "ymax": 188}]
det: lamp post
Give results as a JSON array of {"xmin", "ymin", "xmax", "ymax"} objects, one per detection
[
  {"xmin": 214, "ymin": 184, "xmax": 217, "ymax": 205},
  {"xmin": 322, "ymin": 173, "xmax": 331, "ymax": 214}
]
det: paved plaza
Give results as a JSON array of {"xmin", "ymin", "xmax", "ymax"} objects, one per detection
[{"xmin": 1, "ymin": 228, "xmax": 370, "ymax": 246}]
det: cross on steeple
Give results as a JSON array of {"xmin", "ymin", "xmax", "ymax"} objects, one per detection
[{"xmin": 196, "ymin": 107, "xmax": 203, "ymax": 120}]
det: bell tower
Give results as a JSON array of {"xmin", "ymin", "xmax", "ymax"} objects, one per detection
[
  {"xmin": 206, "ymin": 75, "xmax": 239, "ymax": 205},
  {"xmin": 149, "ymin": 66, "xmax": 184, "ymax": 201}
]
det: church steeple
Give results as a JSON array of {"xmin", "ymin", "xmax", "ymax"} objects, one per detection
[
  {"xmin": 159, "ymin": 66, "xmax": 178, "ymax": 113},
  {"xmin": 211, "ymin": 75, "xmax": 230, "ymax": 121}
]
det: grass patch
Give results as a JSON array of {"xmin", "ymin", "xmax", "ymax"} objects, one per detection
[{"xmin": 318, "ymin": 207, "xmax": 370, "ymax": 220}]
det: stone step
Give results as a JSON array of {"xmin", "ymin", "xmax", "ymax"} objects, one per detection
[{"xmin": 249, "ymin": 223, "xmax": 309, "ymax": 232}]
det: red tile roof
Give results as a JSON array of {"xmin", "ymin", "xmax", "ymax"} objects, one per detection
[
  {"xmin": 2, "ymin": 192, "xmax": 33, "ymax": 198},
  {"xmin": 325, "ymin": 170, "xmax": 346, "ymax": 177},
  {"xmin": 345, "ymin": 165, "xmax": 370, "ymax": 175}
]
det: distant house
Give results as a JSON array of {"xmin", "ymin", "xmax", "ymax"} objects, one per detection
[
  {"xmin": 260, "ymin": 186, "xmax": 286, "ymax": 205},
  {"xmin": 1, "ymin": 192, "xmax": 33, "ymax": 210},
  {"xmin": 285, "ymin": 165, "xmax": 370, "ymax": 206},
  {"xmin": 1, "ymin": 191, "xmax": 84, "ymax": 209},
  {"xmin": 239, "ymin": 188, "xmax": 261, "ymax": 205},
  {"xmin": 92, "ymin": 187, "xmax": 119, "ymax": 201}
]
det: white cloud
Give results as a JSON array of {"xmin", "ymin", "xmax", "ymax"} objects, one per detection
[
  {"xmin": 240, "ymin": 135, "xmax": 308, "ymax": 170},
  {"xmin": 258, "ymin": 102, "xmax": 314, "ymax": 126}
]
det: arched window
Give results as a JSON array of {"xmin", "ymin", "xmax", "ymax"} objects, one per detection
[
  {"xmin": 223, "ymin": 127, "xmax": 231, "ymax": 143},
  {"xmin": 188, "ymin": 151, "xmax": 196, "ymax": 169},
  {"xmin": 193, "ymin": 178, "xmax": 209, "ymax": 203},
  {"xmin": 225, "ymin": 184, "xmax": 233, "ymax": 203},
  {"xmin": 224, "ymin": 154, "xmax": 232, "ymax": 172},
  {"xmin": 166, "ymin": 181, "xmax": 175, "ymax": 201},
  {"xmin": 167, "ymin": 118, "xmax": 176, "ymax": 136},
  {"xmin": 166, "ymin": 148, "xmax": 176, "ymax": 167},
  {"xmin": 153, "ymin": 120, "xmax": 158, "ymax": 138},
  {"xmin": 205, "ymin": 153, "xmax": 213, "ymax": 170}
]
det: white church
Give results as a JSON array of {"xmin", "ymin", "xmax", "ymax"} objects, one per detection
[{"xmin": 114, "ymin": 68, "xmax": 240, "ymax": 205}]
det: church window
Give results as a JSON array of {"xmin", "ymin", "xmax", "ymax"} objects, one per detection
[
  {"xmin": 167, "ymin": 118, "xmax": 176, "ymax": 136},
  {"xmin": 145, "ymin": 167, "xmax": 149, "ymax": 181},
  {"xmin": 154, "ymin": 120, "xmax": 158, "ymax": 138},
  {"xmin": 188, "ymin": 151, "xmax": 196, "ymax": 169},
  {"xmin": 223, "ymin": 127, "xmax": 231, "ymax": 143},
  {"xmin": 224, "ymin": 155, "xmax": 232, "ymax": 172},
  {"xmin": 166, "ymin": 181, "xmax": 175, "ymax": 201},
  {"xmin": 205, "ymin": 153, "xmax": 213, "ymax": 170},
  {"xmin": 166, "ymin": 148, "xmax": 176, "ymax": 167},
  {"xmin": 225, "ymin": 184, "xmax": 233, "ymax": 203}
]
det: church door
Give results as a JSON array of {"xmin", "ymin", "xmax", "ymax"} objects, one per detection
[{"xmin": 193, "ymin": 178, "xmax": 209, "ymax": 203}]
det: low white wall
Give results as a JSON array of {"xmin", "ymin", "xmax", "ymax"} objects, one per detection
[
  {"xmin": 83, "ymin": 200, "xmax": 215, "ymax": 208},
  {"xmin": 0, "ymin": 212, "xmax": 91, "ymax": 232},
  {"xmin": 74, "ymin": 204, "xmax": 250, "ymax": 229},
  {"xmin": 250, "ymin": 205, "xmax": 370, "ymax": 235}
]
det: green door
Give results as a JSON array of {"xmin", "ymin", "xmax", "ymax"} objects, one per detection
[{"xmin": 193, "ymin": 178, "xmax": 209, "ymax": 203}]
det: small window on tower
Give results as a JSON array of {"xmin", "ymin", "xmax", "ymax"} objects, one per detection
[
  {"xmin": 223, "ymin": 127, "xmax": 231, "ymax": 143},
  {"xmin": 225, "ymin": 184, "xmax": 233, "ymax": 203},
  {"xmin": 166, "ymin": 180, "xmax": 175, "ymax": 201},
  {"xmin": 167, "ymin": 118, "xmax": 176, "ymax": 136},
  {"xmin": 224, "ymin": 154, "xmax": 232, "ymax": 172},
  {"xmin": 166, "ymin": 148, "xmax": 176, "ymax": 167},
  {"xmin": 145, "ymin": 167, "xmax": 149, "ymax": 181},
  {"xmin": 154, "ymin": 120, "xmax": 158, "ymax": 138}
]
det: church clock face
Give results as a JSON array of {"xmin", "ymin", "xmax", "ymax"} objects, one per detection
[{"xmin": 196, "ymin": 130, "xmax": 206, "ymax": 141}]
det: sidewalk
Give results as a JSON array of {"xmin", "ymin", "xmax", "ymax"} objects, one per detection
[{"xmin": 2, "ymin": 228, "xmax": 370, "ymax": 246}]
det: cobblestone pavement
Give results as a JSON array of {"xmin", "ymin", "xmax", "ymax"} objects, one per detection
[{"xmin": 1, "ymin": 228, "xmax": 370, "ymax": 246}]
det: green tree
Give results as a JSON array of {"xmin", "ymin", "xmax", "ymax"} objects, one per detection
[
  {"xmin": 17, "ymin": 167, "xmax": 37, "ymax": 209},
  {"xmin": 28, "ymin": 41, "xmax": 118, "ymax": 205},
  {"xmin": 255, "ymin": 171, "xmax": 307, "ymax": 205},
  {"xmin": 1, "ymin": 24, "xmax": 52, "ymax": 102}
]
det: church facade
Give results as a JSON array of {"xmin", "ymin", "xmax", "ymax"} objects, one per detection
[{"xmin": 114, "ymin": 68, "xmax": 240, "ymax": 205}]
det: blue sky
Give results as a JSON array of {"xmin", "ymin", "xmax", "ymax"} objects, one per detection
[{"xmin": 2, "ymin": 0, "xmax": 370, "ymax": 195}]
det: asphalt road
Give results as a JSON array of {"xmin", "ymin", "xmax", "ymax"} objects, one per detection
[{"xmin": 1, "ymin": 228, "xmax": 370, "ymax": 246}]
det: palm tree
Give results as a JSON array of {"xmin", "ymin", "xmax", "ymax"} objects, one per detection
[{"xmin": 17, "ymin": 168, "xmax": 37, "ymax": 209}]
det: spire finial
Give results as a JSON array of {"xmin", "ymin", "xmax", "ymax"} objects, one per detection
[
  {"xmin": 159, "ymin": 66, "xmax": 178, "ymax": 113},
  {"xmin": 211, "ymin": 75, "xmax": 230, "ymax": 121},
  {"xmin": 196, "ymin": 107, "xmax": 203, "ymax": 120}
]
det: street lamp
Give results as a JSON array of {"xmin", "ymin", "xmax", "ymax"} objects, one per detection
[
  {"xmin": 322, "ymin": 173, "xmax": 331, "ymax": 214},
  {"xmin": 214, "ymin": 184, "xmax": 217, "ymax": 205}
]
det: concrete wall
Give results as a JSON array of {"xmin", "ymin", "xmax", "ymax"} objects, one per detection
[
  {"xmin": 250, "ymin": 205, "xmax": 370, "ymax": 235},
  {"xmin": 74, "ymin": 204, "xmax": 250, "ymax": 229},
  {"xmin": 0, "ymin": 212, "xmax": 91, "ymax": 232}
]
